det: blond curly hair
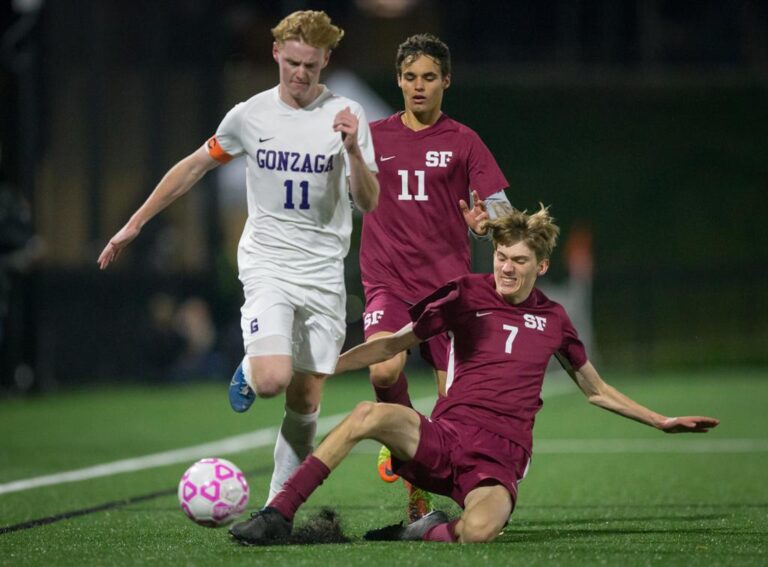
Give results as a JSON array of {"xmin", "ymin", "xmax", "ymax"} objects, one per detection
[{"xmin": 271, "ymin": 10, "xmax": 345, "ymax": 50}]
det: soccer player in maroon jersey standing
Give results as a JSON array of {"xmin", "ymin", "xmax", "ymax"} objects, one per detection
[
  {"xmin": 360, "ymin": 33, "xmax": 513, "ymax": 518},
  {"xmin": 229, "ymin": 206, "xmax": 719, "ymax": 545}
]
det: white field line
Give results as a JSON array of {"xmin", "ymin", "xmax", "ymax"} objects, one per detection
[
  {"xmin": 0, "ymin": 395, "xmax": 432, "ymax": 497},
  {"xmin": 2, "ymin": 378, "xmax": 760, "ymax": 496}
]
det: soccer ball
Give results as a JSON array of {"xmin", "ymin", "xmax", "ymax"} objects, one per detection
[{"xmin": 178, "ymin": 457, "xmax": 249, "ymax": 527}]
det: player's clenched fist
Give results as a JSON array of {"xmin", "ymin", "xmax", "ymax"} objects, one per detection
[{"xmin": 333, "ymin": 106, "xmax": 360, "ymax": 155}]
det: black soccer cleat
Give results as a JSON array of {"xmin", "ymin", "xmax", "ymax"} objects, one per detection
[
  {"xmin": 229, "ymin": 507, "xmax": 293, "ymax": 545},
  {"xmin": 363, "ymin": 510, "xmax": 449, "ymax": 541}
]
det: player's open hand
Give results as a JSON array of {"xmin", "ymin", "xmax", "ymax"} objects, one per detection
[
  {"xmin": 97, "ymin": 223, "xmax": 141, "ymax": 270},
  {"xmin": 659, "ymin": 416, "xmax": 720, "ymax": 433},
  {"xmin": 333, "ymin": 106, "xmax": 360, "ymax": 155},
  {"xmin": 459, "ymin": 190, "xmax": 490, "ymax": 235}
]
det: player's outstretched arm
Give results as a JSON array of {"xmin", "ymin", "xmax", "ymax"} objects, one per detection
[
  {"xmin": 97, "ymin": 146, "xmax": 220, "ymax": 269},
  {"xmin": 556, "ymin": 355, "xmax": 719, "ymax": 433},
  {"xmin": 333, "ymin": 106, "xmax": 379, "ymax": 212},
  {"xmin": 335, "ymin": 324, "xmax": 421, "ymax": 375}
]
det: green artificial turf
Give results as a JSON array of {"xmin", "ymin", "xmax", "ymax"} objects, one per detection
[{"xmin": 1, "ymin": 369, "xmax": 766, "ymax": 565}]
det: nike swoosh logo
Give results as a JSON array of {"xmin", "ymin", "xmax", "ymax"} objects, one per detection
[
  {"xmin": 259, "ymin": 137, "xmax": 274, "ymax": 143},
  {"xmin": 380, "ymin": 155, "xmax": 396, "ymax": 161},
  {"xmin": 476, "ymin": 311, "xmax": 492, "ymax": 317}
]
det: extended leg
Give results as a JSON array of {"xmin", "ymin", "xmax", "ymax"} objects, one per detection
[{"xmin": 230, "ymin": 402, "xmax": 422, "ymax": 545}]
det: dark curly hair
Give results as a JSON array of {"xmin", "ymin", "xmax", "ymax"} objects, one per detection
[{"xmin": 395, "ymin": 33, "xmax": 451, "ymax": 77}]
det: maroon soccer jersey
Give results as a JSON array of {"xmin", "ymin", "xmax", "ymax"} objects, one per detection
[
  {"xmin": 360, "ymin": 113, "xmax": 508, "ymax": 302},
  {"xmin": 409, "ymin": 274, "xmax": 588, "ymax": 455}
]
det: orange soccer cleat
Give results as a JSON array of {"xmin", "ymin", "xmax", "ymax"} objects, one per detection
[{"xmin": 377, "ymin": 445, "xmax": 400, "ymax": 483}]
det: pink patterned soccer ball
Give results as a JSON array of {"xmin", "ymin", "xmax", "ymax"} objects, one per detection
[{"xmin": 178, "ymin": 458, "xmax": 249, "ymax": 527}]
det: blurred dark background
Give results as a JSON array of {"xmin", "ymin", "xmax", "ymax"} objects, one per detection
[{"xmin": 1, "ymin": 0, "xmax": 766, "ymax": 393}]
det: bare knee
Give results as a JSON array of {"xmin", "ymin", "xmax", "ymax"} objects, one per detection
[
  {"xmin": 251, "ymin": 370, "xmax": 291, "ymax": 398},
  {"xmin": 369, "ymin": 357, "xmax": 404, "ymax": 388},
  {"xmin": 345, "ymin": 401, "xmax": 382, "ymax": 440},
  {"xmin": 349, "ymin": 400, "xmax": 377, "ymax": 427},
  {"xmin": 457, "ymin": 514, "xmax": 506, "ymax": 544},
  {"xmin": 244, "ymin": 355, "xmax": 292, "ymax": 398}
]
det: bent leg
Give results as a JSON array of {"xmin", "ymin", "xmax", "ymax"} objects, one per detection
[
  {"xmin": 246, "ymin": 354, "xmax": 293, "ymax": 398},
  {"xmin": 368, "ymin": 331, "xmax": 407, "ymax": 388},
  {"xmin": 454, "ymin": 484, "xmax": 513, "ymax": 543},
  {"xmin": 315, "ymin": 402, "xmax": 422, "ymax": 469},
  {"xmin": 366, "ymin": 341, "xmax": 425, "ymax": 516},
  {"xmin": 367, "ymin": 331, "xmax": 412, "ymax": 407},
  {"xmin": 268, "ymin": 402, "xmax": 422, "ymax": 521}
]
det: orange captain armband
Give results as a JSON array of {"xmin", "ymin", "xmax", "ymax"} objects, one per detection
[{"xmin": 206, "ymin": 135, "xmax": 233, "ymax": 164}]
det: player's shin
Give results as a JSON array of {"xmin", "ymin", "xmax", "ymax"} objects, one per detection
[
  {"xmin": 372, "ymin": 372, "xmax": 413, "ymax": 408},
  {"xmin": 423, "ymin": 519, "xmax": 459, "ymax": 542},
  {"xmin": 267, "ymin": 405, "xmax": 319, "ymax": 502},
  {"xmin": 268, "ymin": 455, "xmax": 330, "ymax": 521}
]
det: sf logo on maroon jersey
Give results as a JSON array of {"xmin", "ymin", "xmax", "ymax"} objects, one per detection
[
  {"xmin": 364, "ymin": 310, "xmax": 384, "ymax": 330},
  {"xmin": 425, "ymin": 151, "xmax": 452, "ymax": 167},
  {"xmin": 523, "ymin": 314, "xmax": 547, "ymax": 331}
]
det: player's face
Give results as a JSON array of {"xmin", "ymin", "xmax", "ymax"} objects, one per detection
[
  {"xmin": 273, "ymin": 40, "xmax": 330, "ymax": 108},
  {"xmin": 397, "ymin": 55, "xmax": 450, "ymax": 117},
  {"xmin": 493, "ymin": 241, "xmax": 549, "ymax": 305}
]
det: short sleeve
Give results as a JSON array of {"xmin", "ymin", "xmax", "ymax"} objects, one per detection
[
  {"xmin": 466, "ymin": 131, "xmax": 508, "ymax": 200},
  {"xmin": 342, "ymin": 104, "xmax": 379, "ymax": 174},
  {"xmin": 209, "ymin": 103, "xmax": 246, "ymax": 163},
  {"xmin": 558, "ymin": 309, "xmax": 588, "ymax": 370},
  {"xmin": 408, "ymin": 281, "xmax": 460, "ymax": 340}
]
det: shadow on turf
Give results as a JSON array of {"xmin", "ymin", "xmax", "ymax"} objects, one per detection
[{"xmin": 233, "ymin": 508, "xmax": 350, "ymax": 546}]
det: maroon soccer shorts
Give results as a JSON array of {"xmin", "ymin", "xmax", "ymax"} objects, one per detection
[
  {"xmin": 392, "ymin": 414, "xmax": 530, "ymax": 509},
  {"xmin": 362, "ymin": 288, "xmax": 450, "ymax": 371}
]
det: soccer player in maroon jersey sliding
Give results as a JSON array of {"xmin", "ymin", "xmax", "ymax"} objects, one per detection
[
  {"xmin": 361, "ymin": 33, "xmax": 513, "ymax": 519},
  {"xmin": 229, "ymin": 206, "xmax": 719, "ymax": 545}
]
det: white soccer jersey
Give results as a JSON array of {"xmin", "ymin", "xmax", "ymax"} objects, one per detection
[{"xmin": 209, "ymin": 86, "xmax": 377, "ymax": 289}]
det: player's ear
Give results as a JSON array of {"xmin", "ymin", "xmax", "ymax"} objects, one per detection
[
  {"xmin": 272, "ymin": 42, "xmax": 281, "ymax": 63},
  {"xmin": 443, "ymin": 73, "xmax": 451, "ymax": 90},
  {"xmin": 321, "ymin": 48, "xmax": 331, "ymax": 69},
  {"xmin": 537, "ymin": 259, "xmax": 549, "ymax": 276}
]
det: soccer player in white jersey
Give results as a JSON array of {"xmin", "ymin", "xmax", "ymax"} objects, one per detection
[{"xmin": 98, "ymin": 11, "xmax": 379, "ymax": 504}]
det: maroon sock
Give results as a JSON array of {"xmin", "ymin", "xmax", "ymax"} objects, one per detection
[
  {"xmin": 423, "ymin": 519, "xmax": 459, "ymax": 542},
  {"xmin": 268, "ymin": 455, "xmax": 330, "ymax": 521},
  {"xmin": 372, "ymin": 372, "xmax": 413, "ymax": 408}
]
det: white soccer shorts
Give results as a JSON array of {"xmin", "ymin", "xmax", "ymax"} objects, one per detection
[{"xmin": 239, "ymin": 278, "xmax": 346, "ymax": 376}]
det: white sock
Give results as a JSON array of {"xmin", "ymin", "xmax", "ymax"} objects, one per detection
[{"xmin": 266, "ymin": 405, "xmax": 320, "ymax": 504}]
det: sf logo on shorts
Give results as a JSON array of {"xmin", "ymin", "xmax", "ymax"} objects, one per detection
[
  {"xmin": 363, "ymin": 310, "xmax": 383, "ymax": 330},
  {"xmin": 250, "ymin": 318, "xmax": 259, "ymax": 334}
]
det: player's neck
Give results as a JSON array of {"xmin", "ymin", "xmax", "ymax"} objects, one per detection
[
  {"xmin": 278, "ymin": 84, "xmax": 324, "ymax": 109},
  {"xmin": 497, "ymin": 287, "xmax": 535, "ymax": 305},
  {"xmin": 401, "ymin": 109, "xmax": 441, "ymax": 131}
]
